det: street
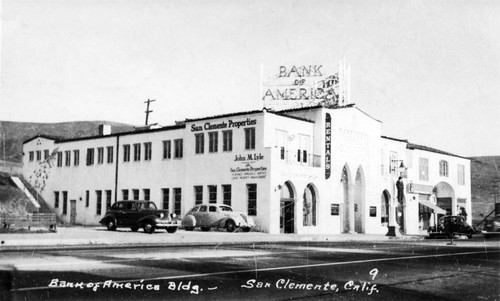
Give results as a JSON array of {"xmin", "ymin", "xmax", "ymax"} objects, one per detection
[{"xmin": 1, "ymin": 238, "xmax": 499, "ymax": 300}]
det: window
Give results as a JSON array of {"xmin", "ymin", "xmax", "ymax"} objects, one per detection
[
  {"xmin": 74, "ymin": 150, "xmax": 80, "ymax": 166},
  {"xmin": 297, "ymin": 149, "xmax": 301, "ymax": 162},
  {"xmin": 123, "ymin": 144, "xmax": 131, "ymax": 162},
  {"xmin": 86, "ymin": 148, "xmax": 95, "ymax": 166},
  {"xmin": 419, "ymin": 158, "xmax": 429, "ymax": 181},
  {"xmin": 122, "ymin": 189, "xmax": 129, "ymax": 200},
  {"xmin": 57, "ymin": 152, "xmax": 63, "ymax": 167},
  {"xmin": 96, "ymin": 190, "xmax": 102, "ymax": 215},
  {"xmin": 194, "ymin": 186, "xmax": 203, "ymax": 205},
  {"xmin": 132, "ymin": 189, "xmax": 139, "ymax": 200},
  {"xmin": 162, "ymin": 188, "xmax": 170, "ymax": 210},
  {"xmin": 439, "ymin": 160, "xmax": 449, "ymax": 177},
  {"xmin": 107, "ymin": 146, "xmax": 113, "ymax": 164},
  {"xmin": 106, "ymin": 190, "xmax": 112, "ymax": 209},
  {"xmin": 245, "ymin": 128, "xmax": 256, "ymax": 150},
  {"xmin": 195, "ymin": 134, "xmax": 204, "ymax": 154},
  {"xmin": 299, "ymin": 135, "xmax": 309, "ymax": 163},
  {"xmin": 133, "ymin": 144, "xmax": 141, "ymax": 161},
  {"xmin": 222, "ymin": 185, "xmax": 231, "ymax": 206},
  {"xmin": 143, "ymin": 189, "xmax": 150, "ymax": 201},
  {"xmin": 222, "ymin": 130, "xmax": 233, "ymax": 152},
  {"xmin": 97, "ymin": 147, "xmax": 104, "ymax": 164},
  {"xmin": 458, "ymin": 164, "xmax": 465, "ymax": 185},
  {"xmin": 65, "ymin": 151, "xmax": 71, "ymax": 166},
  {"xmin": 62, "ymin": 191, "xmax": 68, "ymax": 215},
  {"xmin": 54, "ymin": 191, "xmax": 59, "ymax": 208},
  {"xmin": 174, "ymin": 188, "xmax": 182, "ymax": 216},
  {"xmin": 208, "ymin": 185, "xmax": 217, "ymax": 203},
  {"xmin": 85, "ymin": 190, "xmax": 89, "ymax": 207},
  {"xmin": 163, "ymin": 140, "xmax": 171, "ymax": 159},
  {"xmin": 44, "ymin": 149, "xmax": 49, "ymax": 160},
  {"xmin": 208, "ymin": 132, "xmax": 218, "ymax": 153},
  {"xmin": 174, "ymin": 139, "xmax": 183, "ymax": 158},
  {"xmin": 29, "ymin": 151, "xmax": 34, "ymax": 162},
  {"xmin": 144, "ymin": 142, "xmax": 152, "ymax": 161},
  {"xmin": 247, "ymin": 184, "xmax": 257, "ymax": 216},
  {"xmin": 36, "ymin": 150, "xmax": 41, "ymax": 161}
]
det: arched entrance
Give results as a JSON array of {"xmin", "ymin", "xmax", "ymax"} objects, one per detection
[
  {"xmin": 280, "ymin": 181, "xmax": 295, "ymax": 233},
  {"xmin": 354, "ymin": 167, "xmax": 365, "ymax": 233},
  {"xmin": 381, "ymin": 190, "xmax": 390, "ymax": 226},
  {"xmin": 341, "ymin": 166, "xmax": 350, "ymax": 233},
  {"xmin": 303, "ymin": 183, "xmax": 318, "ymax": 226},
  {"xmin": 434, "ymin": 182, "xmax": 455, "ymax": 216}
]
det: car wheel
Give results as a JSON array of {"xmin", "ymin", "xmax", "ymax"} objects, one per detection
[
  {"xmin": 166, "ymin": 227, "xmax": 177, "ymax": 233},
  {"xmin": 107, "ymin": 220, "xmax": 117, "ymax": 231},
  {"xmin": 184, "ymin": 227, "xmax": 194, "ymax": 231},
  {"xmin": 226, "ymin": 220, "xmax": 236, "ymax": 232},
  {"xmin": 242, "ymin": 227, "xmax": 251, "ymax": 232},
  {"xmin": 144, "ymin": 222, "xmax": 156, "ymax": 234},
  {"xmin": 130, "ymin": 226, "xmax": 139, "ymax": 232},
  {"xmin": 201, "ymin": 226, "xmax": 211, "ymax": 232}
]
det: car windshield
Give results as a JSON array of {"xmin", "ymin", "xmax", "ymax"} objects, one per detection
[{"xmin": 136, "ymin": 202, "xmax": 157, "ymax": 210}]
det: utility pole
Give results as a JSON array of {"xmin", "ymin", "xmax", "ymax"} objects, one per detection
[{"xmin": 144, "ymin": 99, "xmax": 156, "ymax": 126}]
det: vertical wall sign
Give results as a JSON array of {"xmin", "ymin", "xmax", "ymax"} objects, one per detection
[{"xmin": 325, "ymin": 113, "xmax": 331, "ymax": 179}]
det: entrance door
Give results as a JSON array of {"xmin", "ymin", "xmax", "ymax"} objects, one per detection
[
  {"xmin": 280, "ymin": 199, "xmax": 294, "ymax": 233},
  {"xmin": 70, "ymin": 200, "xmax": 77, "ymax": 225}
]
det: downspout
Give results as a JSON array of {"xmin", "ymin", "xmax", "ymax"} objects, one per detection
[{"xmin": 114, "ymin": 135, "xmax": 120, "ymax": 203}]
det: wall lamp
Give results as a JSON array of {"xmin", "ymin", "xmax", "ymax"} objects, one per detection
[{"xmin": 391, "ymin": 159, "xmax": 405, "ymax": 172}]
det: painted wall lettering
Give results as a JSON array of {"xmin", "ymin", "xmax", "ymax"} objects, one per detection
[{"xmin": 191, "ymin": 118, "xmax": 257, "ymax": 132}]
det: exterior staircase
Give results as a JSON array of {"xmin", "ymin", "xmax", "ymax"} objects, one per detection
[{"xmin": 10, "ymin": 176, "xmax": 40, "ymax": 210}]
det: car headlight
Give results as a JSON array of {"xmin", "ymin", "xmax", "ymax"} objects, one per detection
[
  {"xmin": 160, "ymin": 213, "xmax": 164, "ymax": 218},
  {"xmin": 171, "ymin": 213, "xmax": 176, "ymax": 218}
]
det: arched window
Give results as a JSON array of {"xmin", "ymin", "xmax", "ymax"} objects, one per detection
[
  {"xmin": 439, "ymin": 160, "xmax": 448, "ymax": 177},
  {"xmin": 303, "ymin": 184, "xmax": 317, "ymax": 226}
]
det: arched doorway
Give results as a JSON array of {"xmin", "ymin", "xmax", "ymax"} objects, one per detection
[
  {"xmin": 280, "ymin": 181, "xmax": 295, "ymax": 233},
  {"xmin": 381, "ymin": 190, "xmax": 390, "ymax": 226},
  {"xmin": 341, "ymin": 166, "xmax": 350, "ymax": 233},
  {"xmin": 434, "ymin": 182, "xmax": 455, "ymax": 216},
  {"xmin": 303, "ymin": 183, "xmax": 318, "ymax": 226},
  {"xmin": 354, "ymin": 167, "xmax": 365, "ymax": 233}
]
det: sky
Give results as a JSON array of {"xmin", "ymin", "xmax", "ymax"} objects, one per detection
[{"xmin": 1, "ymin": 0, "xmax": 499, "ymax": 157}]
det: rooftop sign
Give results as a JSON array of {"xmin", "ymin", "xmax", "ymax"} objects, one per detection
[{"xmin": 261, "ymin": 61, "xmax": 350, "ymax": 110}]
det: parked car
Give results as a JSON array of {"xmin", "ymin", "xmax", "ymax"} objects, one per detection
[
  {"xmin": 483, "ymin": 215, "xmax": 500, "ymax": 237},
  {"xmin": 181, "ymin": 204, "xmax": 255, "ymax": 232},
  {"xmin": 99, "ymin": 200, "xmax": 180, "ymax": 234},
  {"xmin": 427, "ymin": 215, "xmax": 478, "ymax": 239}
]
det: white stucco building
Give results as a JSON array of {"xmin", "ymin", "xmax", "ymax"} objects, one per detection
[{"xmin": 22, "ymin": 104, "xmax": 471, "ymax": 235}]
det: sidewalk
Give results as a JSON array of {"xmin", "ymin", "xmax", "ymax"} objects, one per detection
[{"xmin": 4, "ymin": 225, "xmax": 491, "ymax": 252}]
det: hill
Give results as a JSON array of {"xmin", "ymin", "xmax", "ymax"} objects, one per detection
[{"xmin": 0, "ymin": 121, "xmax": 136, "ymax": 163}]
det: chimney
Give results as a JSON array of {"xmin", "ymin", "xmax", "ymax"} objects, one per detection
[{"xmin": 98, "ymin": 124, "xmax": 112, "ymax": 136}]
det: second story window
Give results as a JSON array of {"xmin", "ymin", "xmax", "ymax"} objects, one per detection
[
  {"xmin": 123, "ymin": 144, "xmax": 130, "ymax": 162},
  {"xmin": 195, "ymin": 133, "xmax": 204, "ymax": 154},
  {"xmin": 163, "ymin": 140, "xmax": 171, "ymax": 159},
  {"xmin": 222, "ymin": 130, "xmax": 233, "ymax": 152},
  {"xmin": 107, "ymin": 146, "xmax": 113, "ymax": 164},
  {"xmin": 458, "ymin": 164, "xmax": 465, "ymax": 185},
  {"xmin": 86, "ymin": 148, "xmax": 95, "ymax": 166},
  {"xmin": 36, "ymin": 150, "xmax": 41, "ymax": 161},
  {"xmin": 44, "ymin": 149, "xmax": 49, "ymax": 160},
  {"xmin": 174, "ymin": 139, "xmax": 183, "ymax": 159},
  {"xmin": 97, "ymin": 147, "xmax": 104, "ymax": 164},
  {"xmin": 419, "ymin": 158, "xmax": 429, "ymax": 181},
  {"xmin": 29, "ymin": 151, "xmax": 34, "ymax": 162},
  {"xmin": 65, "ymin": 150, "xmax": 71, "ymax": 166},
  {"xmin": 209, "ymin": 132, "xmax": 218, "ymax": 153},
  {"xmin": 57, "ymin": 152, "xmax": 63, "ymax": 167},
  {"xmin": 144, "ymin": 142, "xmax": 152, "ymax": 161},
  {"xmin": 439, "ymin": 160, "xmax": 449, "ymax": 177},
  {"xmin": 74, "ymin": 150, "xmax": 80, "ymax": 166},
  {"xmin": 245, "ymin": 128, "xmax": 256, "ymax": 150},
  {"xmin": 133, "ymin": 144, "xmax": 141, "ymax": 162}
]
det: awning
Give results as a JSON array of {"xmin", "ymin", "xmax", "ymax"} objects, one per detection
[{"xmin": 418, "ymin": 200, "xmax": 446, "ymax": 214}]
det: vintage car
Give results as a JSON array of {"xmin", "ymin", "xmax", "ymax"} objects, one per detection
[
  {"xmin": 483, "ymin": 215, "xmax": 500, "ymax": 237},
  {"xmin": 427, "ymin": 215, "xmax": 478, "ymax": 239},
  {"xmin": 181, "ymin": 204, "xmax": 255, "ymax": 232},
  {"xmin": 99, "ymin": 200, "xmax": 180, "ymax": 234}
]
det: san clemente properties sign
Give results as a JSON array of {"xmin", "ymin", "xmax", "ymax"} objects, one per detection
[{"xmin": 191, "ymin": 118, "xmax": 257, "ymax": 132}]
